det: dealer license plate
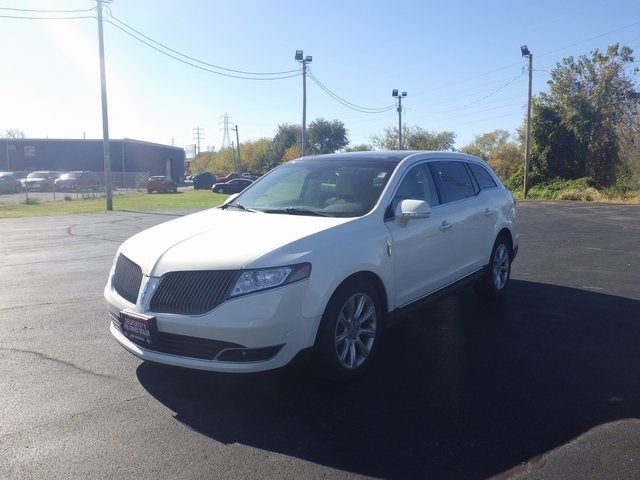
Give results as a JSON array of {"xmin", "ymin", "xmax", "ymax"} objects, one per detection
[{"xmin": 120, "ymin": 311, "xmax": 156, "ymax": 345}]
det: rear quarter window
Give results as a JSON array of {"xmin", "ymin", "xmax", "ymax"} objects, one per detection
[{"xmin": 469, "ymin": 163, "xmax": 498, "ymax": 190}]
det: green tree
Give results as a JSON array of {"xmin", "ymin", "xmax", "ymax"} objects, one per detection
[
  {"xmin": 530, "ymin": 44, "xmax": 639, "ymax": 186},
  {"xmin": 2, "ymin": 129, "xmax": 24, "ymax": 139},
  {"xmin": 371, "ymin": 125, "xmax": 455, "ymax": 151},
  {"xmin": 307, "ymin": 118, "xmax": 349, "ymax": 154},
  {"xmin": 343, "ymin": 143, "xmax": 372, "ymax": 152},
  {"xmin": 264, "ymin": 123, "xmax": 301, "ymax": 166},
  {"xmin": 461, "ymin": 129, "xmax": 522, "ymax": 180}
]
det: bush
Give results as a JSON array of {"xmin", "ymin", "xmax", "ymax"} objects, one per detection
[
  {"xmin": 24, "ymin": 197, "xmax": 40, "ymax": 205},
  {"xmin": 64, "ymin": 195, "xmax": 73, "ymax": 201}
]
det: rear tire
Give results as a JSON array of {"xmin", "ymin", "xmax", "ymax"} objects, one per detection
[
  {"xmin": 475, "ymin": 235, "xmax": 512, "ymax": 300},
  {"xmin": 217, "ymin": 187, "xmax": 225, "ymax": 194},
  {"xmin": 313, "ymin": 278, "xmax": 383, "ymax": 382}
]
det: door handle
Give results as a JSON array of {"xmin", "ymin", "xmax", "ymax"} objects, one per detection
[
  {"xmin": 439, "ymin": 221, "xmax": 453, "ymax": 231},
  {"xmin": 483, "ymin": 208, "xmax": 495, "ymax": 216}
]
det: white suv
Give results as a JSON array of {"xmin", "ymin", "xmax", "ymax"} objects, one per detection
[{"xmin": 105, "ymin": 151, "xmax": 518, "ymax": 381}]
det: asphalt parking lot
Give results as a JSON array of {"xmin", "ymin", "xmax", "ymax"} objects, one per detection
[{"xmin": 1, "ymin": 201, "xmax": 639, "ymax": 479}]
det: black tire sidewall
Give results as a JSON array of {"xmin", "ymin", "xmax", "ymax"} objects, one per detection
[{"xmin": 313, "ymin": 278, "xmax": 383, "ymax": 381}]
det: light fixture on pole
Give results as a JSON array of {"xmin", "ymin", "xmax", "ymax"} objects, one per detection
[
  {"xmin": 295, "ymin": 50, "xmax": 312, "ymax": 157},
  {"xmin": 392, "ymin": 89, "xmax": 407, "ymax": 149},
  {"xmin": 521, "ymin": 45, "xmax": 533, "ymax": 199}
]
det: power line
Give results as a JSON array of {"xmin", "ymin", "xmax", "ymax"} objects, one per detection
[
  {"xmin": 537, "ymin": 19, "xmax": 640, "ymax": 59},
  {"xmin": 412, "ymin": 19, "xmax": 640, "ymax": 99},
  {"xmin": 0, "ymin": 6, "xmax": 95, "ymax": 13},
  {"xmin": 0, "ymin": 14, "xmax": 95, "ymax": 20},
  {"xmin": 308, "ymin": 72, "xmax": 396, "ymax": 113},
  {"xmin": 430, "ymin": 73, "xmax": 524, "ymax": 114},
  {"xmin": 104, "ymin": 20, "xmax": 301, "ymax": 81},
  {"xmin": 105, "ymin": 11, "xmax": 300, "ymax": 76}
]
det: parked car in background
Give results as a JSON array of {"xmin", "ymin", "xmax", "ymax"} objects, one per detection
[
  {"xmin": 211, "ymin": 178, "xmax": 253, "ymax": 194},
  {"xmin": 192, "ymin": 172, "xmax": 217, "ymax": 190},
  {"xmin": 105, "ymin": 151, "xmax": 518, "ymax": 381},
  {"xmin": 21, "ymin": 171, "xmax": 62, "ymax": 191},
  {"xmin": 6, "ymin": 171, "xmax": 27, "ymax": 182},
  {"xmin": 216, "ymin": 172, "xmax": 239, "ymax": 183},
  {"xmin": 54, "ymin": 171, "xmax": 100, "ymax": 191},
  {"xmin": 241, "ymin": 172, "xmax": 262, "ymax": 181},
  {"xmin": 147, "ymin": 176, "xmax": 177, "ymax": 193},
  {"xmin": 0, "ymin": 172, "xmax": 22, "ymax": 194}
]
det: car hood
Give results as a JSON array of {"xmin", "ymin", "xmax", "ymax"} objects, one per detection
[{"xmin": 118, "ymin": 208, "xmax": 351, "ymax": 276}]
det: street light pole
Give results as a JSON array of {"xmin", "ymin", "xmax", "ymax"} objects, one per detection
[
  {"xmin": 295, "ymin": 50, "xmax": 312, "ymax": 157},
  {"xmin": 392, "ymin": 89, "xmax": 407, "ymax": 149},
  {"xmin": 521, "ymin": 45, "xmax": 533, "ymax": 199},
  {"xmin": 96, "ymin": 0, "xmax": 113, "ymax": 211}
]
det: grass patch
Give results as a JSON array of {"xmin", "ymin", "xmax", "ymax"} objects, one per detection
[
  {"xmin": 0, "ymin": 189, "xmax": 228, "ymax": 218},
  {"xmin": 510, "ymin": 177, "xmax": 640, "ymax": 204}
]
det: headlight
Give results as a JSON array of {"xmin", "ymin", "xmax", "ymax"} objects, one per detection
[{"xmin": 229, "ymin": 263, "xmax": 311, "ymax": 298}]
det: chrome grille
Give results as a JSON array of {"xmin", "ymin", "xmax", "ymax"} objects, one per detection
[
  {"xmin": 112, "ymin": 254, "xmax": 143, "ymax": 304},
  {"xmin": 149, "ymin": 270, "xmax": 238, "ymax": 315}
]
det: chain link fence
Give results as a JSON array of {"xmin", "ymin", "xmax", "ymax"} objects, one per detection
[{"xmin": 0, "ymin": 171, "xmax": 151, "ymax": 205}]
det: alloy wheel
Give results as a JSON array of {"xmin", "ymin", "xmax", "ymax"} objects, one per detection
[
  {"xmin": 334, "ymin": 293, "xmax": 377, "ymax": 369},
  {"xmin": 492, "ymin": 243, "xmax": 510, "ymax": 290}
]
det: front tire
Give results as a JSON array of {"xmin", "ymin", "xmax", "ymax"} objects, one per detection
[
  {"xmin": 475, "ymin": 235, "xmax": 512, "ymax": 299},
  {"xmin": 217, "ymin": 187, "xmax": 225, "ymax": 194},
  {"xmin": 313, "ymin": 278, "xmax": 383, "ymax": 382}
]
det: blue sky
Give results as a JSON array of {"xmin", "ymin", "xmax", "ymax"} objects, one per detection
[{"xmin": 1, "ymin": 0, "xmax": 639, "ymax": 152}]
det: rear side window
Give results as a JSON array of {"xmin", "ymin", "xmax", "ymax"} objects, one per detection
[
  {"xmin": 469, "ymin": 163, "xmax": 497, "ymax": 190},
  {"xmin": 432, "ymin": 161, "xmax": 476, "ymax": 203}
]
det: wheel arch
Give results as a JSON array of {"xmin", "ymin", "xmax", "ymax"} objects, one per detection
[{"xmin": 327, "ymin": 270, "xmax": 389, "ymax": 319}]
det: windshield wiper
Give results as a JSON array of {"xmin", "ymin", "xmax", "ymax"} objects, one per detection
[
  {"xmin": 263, "ymin": 207, "xmax": 329, "ymax": 217},
  {"xmin": 219, "ymin": 203, "xmax": 258, "ymax": 212}
]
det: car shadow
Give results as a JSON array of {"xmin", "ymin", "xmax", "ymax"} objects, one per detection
[{"xmin": 136, "ymin": 280, "xmax": 640, "ymax": 479}]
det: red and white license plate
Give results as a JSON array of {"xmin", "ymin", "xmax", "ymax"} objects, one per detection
[{"xmin": 120, "ymin": 311, "xmax": 156, "ymax": 345}]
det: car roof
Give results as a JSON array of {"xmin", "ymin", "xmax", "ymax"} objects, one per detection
[{"xmin": 292, "ymin": 150, "xmax": 485, "ymax": 164}]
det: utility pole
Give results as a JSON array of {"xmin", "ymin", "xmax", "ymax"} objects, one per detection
[
  {"xmin": 521, "ymin": 45, "xmax": 533, "ymax": 199},
  {"xmin": 295, "ymin": 50, "xmax": 312, "ymax": 157},
  {"xmin": 96, "ymin": 0, "xmax": 113, "ymax": 210},
  {"xmin": 232, "ymin": 125, "xmax": 241, "ymax": 173},
  {"xmin": 392, "ymin": 89, "xmax": 407, "ymax": 149},
  {"xmin": 121, "ymin": 139, "xmax": 125, "ymax": 189},
  {"xmin": 231, "ymin": 141, "xmax": 237, "ymax": 172},
  {"xmin": 192, "ymin": 126, "xmax": 204, "ymax": 156}
]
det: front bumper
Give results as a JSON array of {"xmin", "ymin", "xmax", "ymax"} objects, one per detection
[{"xmin": 105, "ymin": 278, "xmax": 321, "ymax": 373}]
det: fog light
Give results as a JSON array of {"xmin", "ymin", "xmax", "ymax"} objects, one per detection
[{"xmin": 216, "ymin": 345, "xmax": 284, "ymax": 362}]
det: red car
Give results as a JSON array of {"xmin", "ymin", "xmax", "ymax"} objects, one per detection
[
  {"xmin": 216, "ymin": 172, "xmax": 239, "ymax": 183},
  {"xmin": 54, "ymin": 171, "xmax": 101, "ymax": 191},
  {"xmin": 147, "ymin": 176, "xmax": 177, "ymax": 193}
]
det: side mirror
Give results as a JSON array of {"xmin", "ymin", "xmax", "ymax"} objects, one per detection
[
  {"xmin": 394, "ymin": 199, "xmax": 431, "ymax": 225},
  {"xmin": 224, "ymin": 193, "xmax": 239, "ymax": 204}
]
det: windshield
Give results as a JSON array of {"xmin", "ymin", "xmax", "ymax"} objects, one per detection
[
  {"xmin": 27, "ymin": 172, "xmax": 49, "ymax": 179},
  {"xmin": 230, "ymin": 158, "xmax": 397, "ymax": 217},
  {"xmin": 60, "ymin": 173, "xmax": 81, "ymax": 180}
]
